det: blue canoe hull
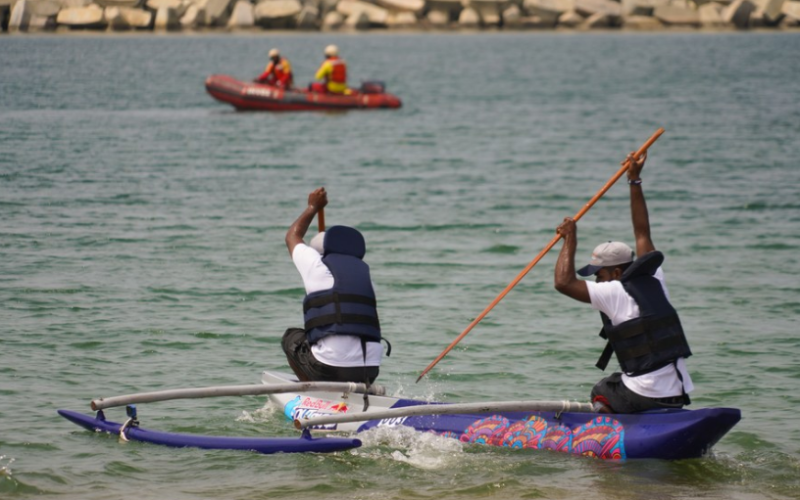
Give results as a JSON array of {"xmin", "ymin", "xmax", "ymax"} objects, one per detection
[
  {"xmin": 58, "ymin": 409, "xmax": 361, "ymax": 454},
  {"xmin": 354, "ymin": 404, "xmax": 741, "ymax": 460}
]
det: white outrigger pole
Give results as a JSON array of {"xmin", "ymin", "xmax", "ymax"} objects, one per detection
[
  {"xmin": 91, "ymin": 382, "xmax": 386, "ymax": 410},
  {"xmin": 295, "ymin": 400, "xmax": 594, "ymax": 429}
]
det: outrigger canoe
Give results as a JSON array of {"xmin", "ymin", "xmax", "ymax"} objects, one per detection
[
  {"xmin": 263, "ymin": 371, "xmax": 741, "ymax": 461},
  {"xmin": 57, "ymin": 373, "xmax": 740, "ymax": 460},
  {"xmin": 205, "ymin": 74, "xmax": 402, "ymax": 112}
]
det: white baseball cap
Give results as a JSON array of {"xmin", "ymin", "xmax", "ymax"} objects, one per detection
[{"xmin": 577, "ymin": 241, "xmax": 634, "ymax": 277}]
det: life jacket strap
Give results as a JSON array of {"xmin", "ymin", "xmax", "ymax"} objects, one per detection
[
  {"xmin": 596, "ymin": 341, "xmax": 614, "ymax": 371},
  {"xmin": 614, "ymin": 336, "xmax": 688, "ymax": 365},
  {"xmin": 303, "ymin": 292, "xmax": 377, "ymax": 313},
  {"xmin": 606, "ymin": 315, "xmax": 682, "ymax": 341},
  {"xmin": 304, "ymin": 313, "xmax": 380, "ymax": 331},
  {"xmin": 382, "ymin": 338, "xmax": 392, "ymax": 357}
]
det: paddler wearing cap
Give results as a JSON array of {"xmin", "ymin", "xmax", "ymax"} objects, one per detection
[
  {"xmin": 255, "ymin": 47, "xmax": 294, "ymax": 89},
  {"xmin": 554, "ymin": 151, "xmax": 694, "ymax": 414},
  {"xmin": 282, "ymin": 187, "xmax": 385, "ymax": 384}
]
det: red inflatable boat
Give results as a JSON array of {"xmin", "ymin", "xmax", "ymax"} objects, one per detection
[{"xmin": 205, "ymin": 74, "xmax": 402, "ymax": 112}]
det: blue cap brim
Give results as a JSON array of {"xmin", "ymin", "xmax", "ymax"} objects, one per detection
[{"xmin": 577, "ymin": 264, "xmax": 603, "ymax": 277}]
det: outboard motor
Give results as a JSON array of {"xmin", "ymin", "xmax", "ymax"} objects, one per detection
[{"xmin": 360, "ymin": 80, "xmax": 386, "ymax": 94}]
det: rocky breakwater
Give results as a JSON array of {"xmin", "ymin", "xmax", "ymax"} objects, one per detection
[{"xmin": 2, "ymin": 0, "xmax": 799, "ymax": 32}]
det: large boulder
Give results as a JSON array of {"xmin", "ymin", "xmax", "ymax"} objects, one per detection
[
  {"xmin": 653, "ymin": 4, "xmax": 701, "ymax": 24},
  {"xmin": 146, "ymin": 0, "xmax": 181, "ymax": 10},
  {"xmin": 227, "ymin": 0, "xmax": 254, "ymax": 26},
  {"xmin": 468, "ymin": 0, "xmax": 507, "ymax": 26},
  {"xmin": 61, "ymin": 0, "xmax": 95, "ymax": 7},
  {"xmin": 110, "ymin": 5, "xmax": 152, "ymax": 27},
  {"xmin": 557, "ymin": 9, "xmax": 584, "ymax": 25},
  {"xmin": 580, "ymin": 10, "xmax": 611, "ymax": 26},
  {"xmin": 321, "ymin": 9, "xmax": 343, "ymax": 27},
  {"xmin": 57, "ymin": 3, "xmax": 107, "ymax": 27},
  {"xmin": 386, "ymin": 10, "xmax": 417, "ymax": 27},
  {"xmin": 519, "ymin": 14, "xmax": 556, "ymax": 26},
  {"xmin": 9, "ymin": 0, "xmax": 33, "ymax": 29},
  {"xmin": 335, "ymin": 0, "xmax": 387, "ymax": 24},
  {"xmin": 722, "ymin": 0, "xmax": 756, "ymax": 26},
  {"xmin": 180, "ymin": 3, "xmax": 205, "ymax": 26},
  {"xmin": 502, "ymin": 3, "xmax": 522, "ymax": 26},
  {"xmin": 427, "ymin": 0, "xmax": 462, "ymax": 17},
  {"xmin": 373, "ymin": 0, "xmax": 424, "ymax": 13},
  {"xmin": 29, "ymin": 0, "xmax": 61, "ymax": 16},
  {"xmin": 198, "ymin": 0, "xmax": 233, "ymax": 25},
  {"xmin": 697, "ymin": 1, "xmax": 726, "ymax": 25},
  {"xmin": 254, "ymin": 0, "xmax": 302, "ymax": 26},
  {"xmin": 754, "ymin": 0, "xmax": 784, "ymax": 19},
  {"xmin": 426, "ymin": 7, "xmax": 450, "ymax": 24},
  {"xmin": 153, "ymin": 5, "xmax": 180, "ymax": 28},
  {"xmin": 523, "ymin": 0, "xmax": 573, "ymax": 23},
  {"xmin": 104, "ymin": 5, "xmax": 129, "ymax": 28},
  {"xmin": 623, "ymin": 13, "xmax": 665, "ymax": 27},
  {"xmin": 620, "ymin": 0, "xmax": 668, "ymax": 16},
  {"xmin": 343, "ymin": 9, "xmax": 369, "ymax": 27},
  {"xmin": 458, "ymin": 5, "xmax": 480, "ymax": 25},
  {"xmin": 295, "ymin": 3, "xmax": 319, "ymax": 29},
  {"xmin": 574, "ymin": 0, "xmax": 621, "ymax": 19},
  {"xmin": 782, "ymin": 0, "xmax": 800, "ymax": 19},
  {"xmin": 95, "ymin": 0, "xmax": 140, "ymax": 7}
]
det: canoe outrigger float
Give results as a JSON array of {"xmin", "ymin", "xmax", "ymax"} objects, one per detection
[{"xmin": 58, "ymin": 371, "xmax": 741, "ymax": 460}]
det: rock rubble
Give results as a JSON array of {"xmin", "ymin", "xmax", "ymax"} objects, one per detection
[{"xmin": 3, "ymin": 0, "xmax": 799, "ymax": 32}]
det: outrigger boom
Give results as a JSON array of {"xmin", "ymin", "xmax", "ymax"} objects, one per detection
[
  {"xmin": 91, "ymin": 381, "xmax": 386, "ymax": 410},
  {"xmin": 295, "ymin": 400, "xmax": 594, "ymax": 429}
]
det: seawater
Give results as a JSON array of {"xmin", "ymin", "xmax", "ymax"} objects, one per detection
[{"xmin": 1, "ymin": 32, "xmax": 799, "ymax": 500}]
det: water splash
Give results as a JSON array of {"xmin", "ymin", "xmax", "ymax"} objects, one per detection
[
  {"xmin": 0, "ymin": 455, "xmax": 14, "ymax": 478},
  {"xmin": 354, "ymin": 425, "xmax": 465, "ymax": 471}
]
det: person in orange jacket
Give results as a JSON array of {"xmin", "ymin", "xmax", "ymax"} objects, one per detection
[
  {"xmin": 313, "ymin": 45, "xmax": 349, "ymax": 95},
  {"xmin": 255, "ymin": 48, "xmax": 293, "ymax": 89}
]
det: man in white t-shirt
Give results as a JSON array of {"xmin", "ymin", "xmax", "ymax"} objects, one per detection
[
  {"xmin": 554, "ymin": 152, "xmax": 694, "ymax": 414},
  {"xmin": 282, "ymin": 187, "xmax": 383, "ymax": 383}
]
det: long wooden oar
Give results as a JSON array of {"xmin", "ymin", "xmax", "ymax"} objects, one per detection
[
  {"xmin": 416, "ymin": 128, "xmax": 665, "ymax": 383},
  {"xmin": 295, "ymin": 399, "xmax": 594, "ymax": 429},
  {"xmin": 318, "ymin": 208, "xmax": 326, "ymax": 232},
  {"xmin": 90, "ymin": 381, "xmax": 387, "ymax": 411}
]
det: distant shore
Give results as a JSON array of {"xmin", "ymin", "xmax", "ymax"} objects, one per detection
[{"xmin": 3, "ymin": 0, "xmax": 799, "ymax": 34}]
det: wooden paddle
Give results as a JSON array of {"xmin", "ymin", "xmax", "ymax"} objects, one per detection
[
  {"xmin": 318, "ymin": 208, "xmax": 326, "ymax": 232},
  {"xmin": 416, "ymin": 128, "xmax": 666, "ymax": 383}
]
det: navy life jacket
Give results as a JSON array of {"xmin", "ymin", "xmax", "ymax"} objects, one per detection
[
  {"xmin": 596, "ymin": 251, "xmax": 692, "ymax": 376},
  {"xmin": 303, "ymin": 226, "xmax": 381, "ymax": 345}
]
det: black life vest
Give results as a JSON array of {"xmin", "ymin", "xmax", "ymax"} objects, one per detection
[
  {"xmin": 303, "ymin": 226, "xmax": 381, "ymax": 345},
  {"xmin": 596, "ymin": 251, "xmax": 692, "ymax": 376}
]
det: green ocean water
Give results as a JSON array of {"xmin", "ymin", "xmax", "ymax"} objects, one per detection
[{"xmin": 1, "ymin": 32, "xmax": 799, "ymax": 499}]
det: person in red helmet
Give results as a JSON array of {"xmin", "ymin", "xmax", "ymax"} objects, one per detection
[{"xmin": 255, "ymin": 48, "xmax": 293, "ymax": 89}]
